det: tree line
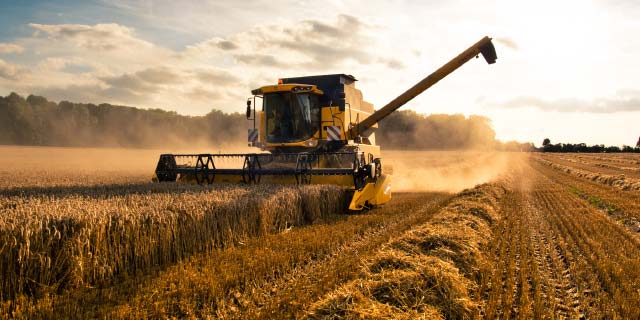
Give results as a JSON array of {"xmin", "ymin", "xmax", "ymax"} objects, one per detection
[
  {"xmin": 1, "ymin": 92, "xmax": 531, "ymax": 150},
  {"xmin": 539, "ymin": 138, "xmax": 640, "ymax": 153},
  {"xmin": 0, "ymin": 93, "xmax": 247, "ymax": 147}
]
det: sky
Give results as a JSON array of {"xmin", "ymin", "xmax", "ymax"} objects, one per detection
[{"xmin": 0, "ymin": 0, "xmax": 639, "ymax": 146}]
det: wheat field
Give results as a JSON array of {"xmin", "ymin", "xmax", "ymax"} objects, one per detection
[{"xmin": 2, "ymin": 146, "xmax": 640, "ymax": 318}]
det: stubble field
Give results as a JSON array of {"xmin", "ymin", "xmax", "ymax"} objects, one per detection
[{"xmin": 1, "ymin": 146, "xmax": 639, "ymax": 319}]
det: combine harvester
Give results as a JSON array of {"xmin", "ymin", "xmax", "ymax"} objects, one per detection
[{"xmin": 154, "ymin": 36, "xmax": 497, "ymax": 210}]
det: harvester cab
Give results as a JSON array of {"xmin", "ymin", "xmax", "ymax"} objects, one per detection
[
  {"xmin": 248, "ymin": 74, "xmax": 377, "ymax": 152},
  {"xmin": 154, "ymin": 36, "xmax": 497, "ymax": 211}
]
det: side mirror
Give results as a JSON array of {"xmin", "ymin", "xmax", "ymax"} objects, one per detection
[{"xmin": 246, "ymin": 99, "xmax": 252, "ymax": 119}]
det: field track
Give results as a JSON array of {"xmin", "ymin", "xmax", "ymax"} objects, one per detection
[{"xmin": 482, "ymin": 158, "xmax": 640, "ymax": 319}]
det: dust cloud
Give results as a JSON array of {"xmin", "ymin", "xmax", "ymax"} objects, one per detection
[
  {"xmin": 377, "ymin": 112, "xmax": 498, "ymax": 150},
  {"xmin": 0, "ymin": 145, "xmax": 257, "ymax": 172},
  {"xmin": 384, "ymin": 150, "xmax": 519, "ymax": 193},
  {"xmin": 0, "ymin": 145, "xmax": 259, "ymax": 188}
]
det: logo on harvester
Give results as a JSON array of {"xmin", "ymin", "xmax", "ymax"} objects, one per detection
[
  {"xmin": 248, "ymin": 129, "xmax": 259, "ymax": 144},
  {"xmin": 325, "ymin": 126, "xmax": 341, "ymax": 141}
]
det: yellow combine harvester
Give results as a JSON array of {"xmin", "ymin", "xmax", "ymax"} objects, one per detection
[{"xmin": 154, "ymin": 36, "xmax": 497, "ymax": 210}]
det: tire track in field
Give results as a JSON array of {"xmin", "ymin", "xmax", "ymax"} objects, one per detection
[
  {"xmin": 531, "ymin": 170, "xmax": 640, "ymax": 318},
  {"xmin": 534, "ymin": 187, "xmax": 609, "ymax": 317},
  {"xmin": 531, "ymin": 189, "xmax": 588, "ymax": 318},
  {"xmin": 484, "ymin": 181, "xmax": 584, "ymax": 319},
  {"xmin": 483, "ymin": 190, "xmax": 521, "ymax": 318}
]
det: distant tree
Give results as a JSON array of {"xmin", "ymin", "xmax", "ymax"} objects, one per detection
[
  {"xmin": 605, "ymin": 146, "xmax": 621, "ymax": 153},
  {"xmin": 636, "ymin": 136, "xmax": 640, "ymax": 148},
  {"xmin": 0, "ymin": 93, "xmax": 249, "ymax": 147},
  {"xmin": 541, "ymin": 138, "xmax": 553, "ymax": 152},
  {"xmin": 26, "ymin": 94, "xmax": 49, "ymax": 106}
]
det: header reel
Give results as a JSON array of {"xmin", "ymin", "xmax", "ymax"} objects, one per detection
[{"xmin": 154, "ymin": 151, "xmax": 382, "ymax": 191}]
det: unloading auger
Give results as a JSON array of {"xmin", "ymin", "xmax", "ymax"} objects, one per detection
[{"xmin": 153, "ymin": 36, "xmax": 497, "ymax": 210}]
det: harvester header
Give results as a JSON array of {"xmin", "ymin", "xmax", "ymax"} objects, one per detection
[{"xmin": 153, "ymin": 36, "xmax": 498, "ymax": 210}]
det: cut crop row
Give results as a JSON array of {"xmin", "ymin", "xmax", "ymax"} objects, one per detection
[
  {"xmin": 306, "ymin": 183, "xmax": 507, "ymax": 319},
  {"xmin": 534, "ymin": 156, "xmax": 640, "ymax": 191}
]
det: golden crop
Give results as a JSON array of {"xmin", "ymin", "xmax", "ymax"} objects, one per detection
[
  {"xmin": 0, "ymin": 183, "xmax": 345, "ymax": 301},
  {"xmin": 3, "ymin": 147, "xmax": 640, "ymax": 319}
]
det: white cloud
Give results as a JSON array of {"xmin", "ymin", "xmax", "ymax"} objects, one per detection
[
  {"xmin": 1, "ymin": 15, "xmax": 414, "ymax": 115},
  {"xmin": 37, "ymin": 57, "xmax": 69, "ymax": 71},
  {"xmin": 28, "ymin": 23, "xmax": 153, "ymax": 51},
  {"xmin": 180, "ymin": 14, "xmax": 390, "ymax": 71},
  {"xmin": 24, "ymin": 23, "xmax": 173, "ymax": 76},
  {"xmin": 99, "ymin": 66, "xmax": 181, "ymax": 95},
  {"xmin": 0, "ymin": 43, "xmax": 24, "ymax": 54},
  {"xmin": 493, "ymin": 92, "xmax": 640, "ymax": 113},
  {"xmin": 494, "ymin": 37, "xmax": 518, "ymax": 51},
  {"xmin": 192, "ymin": 68, "xmax": 241, "ymax": 85},
  {"xmin": 0, "ymin": 59, "xmax": 24, "ymax": 80}
]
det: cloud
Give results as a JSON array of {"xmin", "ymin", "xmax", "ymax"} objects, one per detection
[
  {"xmin": 99, "ymin": 66, "xmax": 182, "ymax": 95},
  {"xmin": 187, "ymin": 86, "xmax": 224, "ymax": 101},
  {"xmin": 182, "ymin": 14, "xmax": 375, "ymax": 69},
  {"xmin": 616, "ymin": 89, "xmax": 640, "ymax": 99},
  {"xmin": 32, "ymin": 82, "xmax": 156, "ymax": 106},
  {"xmin": 134, "ymin": 67, "xmax": 181, "ymax": 84},
  {"xmin": 2, "ymin": 15, "xmax": 417, "ymax": 115},
  {"xmin": 193, "ymin": 68, "xmax": 240, "ymax": 84},
  {"xmin": 28, "ymin": 23, "xmax": 153, "ymax": 51},
  {"xmin": 37, "ymin": 57, "xmax": 70, "ymax": 71},
  {"xmin": 378, "ymin": 57, "xmax": 405, "ymax": 69},
  {"xmin": 30, "ymin": 84, "xmax": 109, "ymax": 104},
  {"xmin": 495, "ymin": 37, "xmax": 519, "ymax": 50},
  {"xmin": 307, "ymin": 15, "xmax": 359, "ymax": 38},
  {"xmin": 216, "ymin": 40, "xmax": 238, "ymax": 50},
  {"xmin": 266, "ymin": 14, "xmax": 373, "ymax": 67},
  {"xmin": 0, "ymin": 43, "xmax": 24, "ymax": 54},
  {"xmin": 0, "ymin": 59, "xmax": 25, "ymax": 80},
  {"xmin": 183, "ymin": 38, "xmax": 238, "ymax": 55},
  {"xmin": 495, "ymin": 93, "xmax": 640, "ymax": 113},
  {"xmin": 25, "ymin": 63, "xmax": 241, "ymax": 112},
  {"xmin": 234, "ymin": 53, "xmax": 287, "ymax": 67}
]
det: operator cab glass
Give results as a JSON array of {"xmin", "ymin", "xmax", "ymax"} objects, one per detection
[{"xmin": 264, "ymin": 92, "xmax": 320, "ymax": 143}]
